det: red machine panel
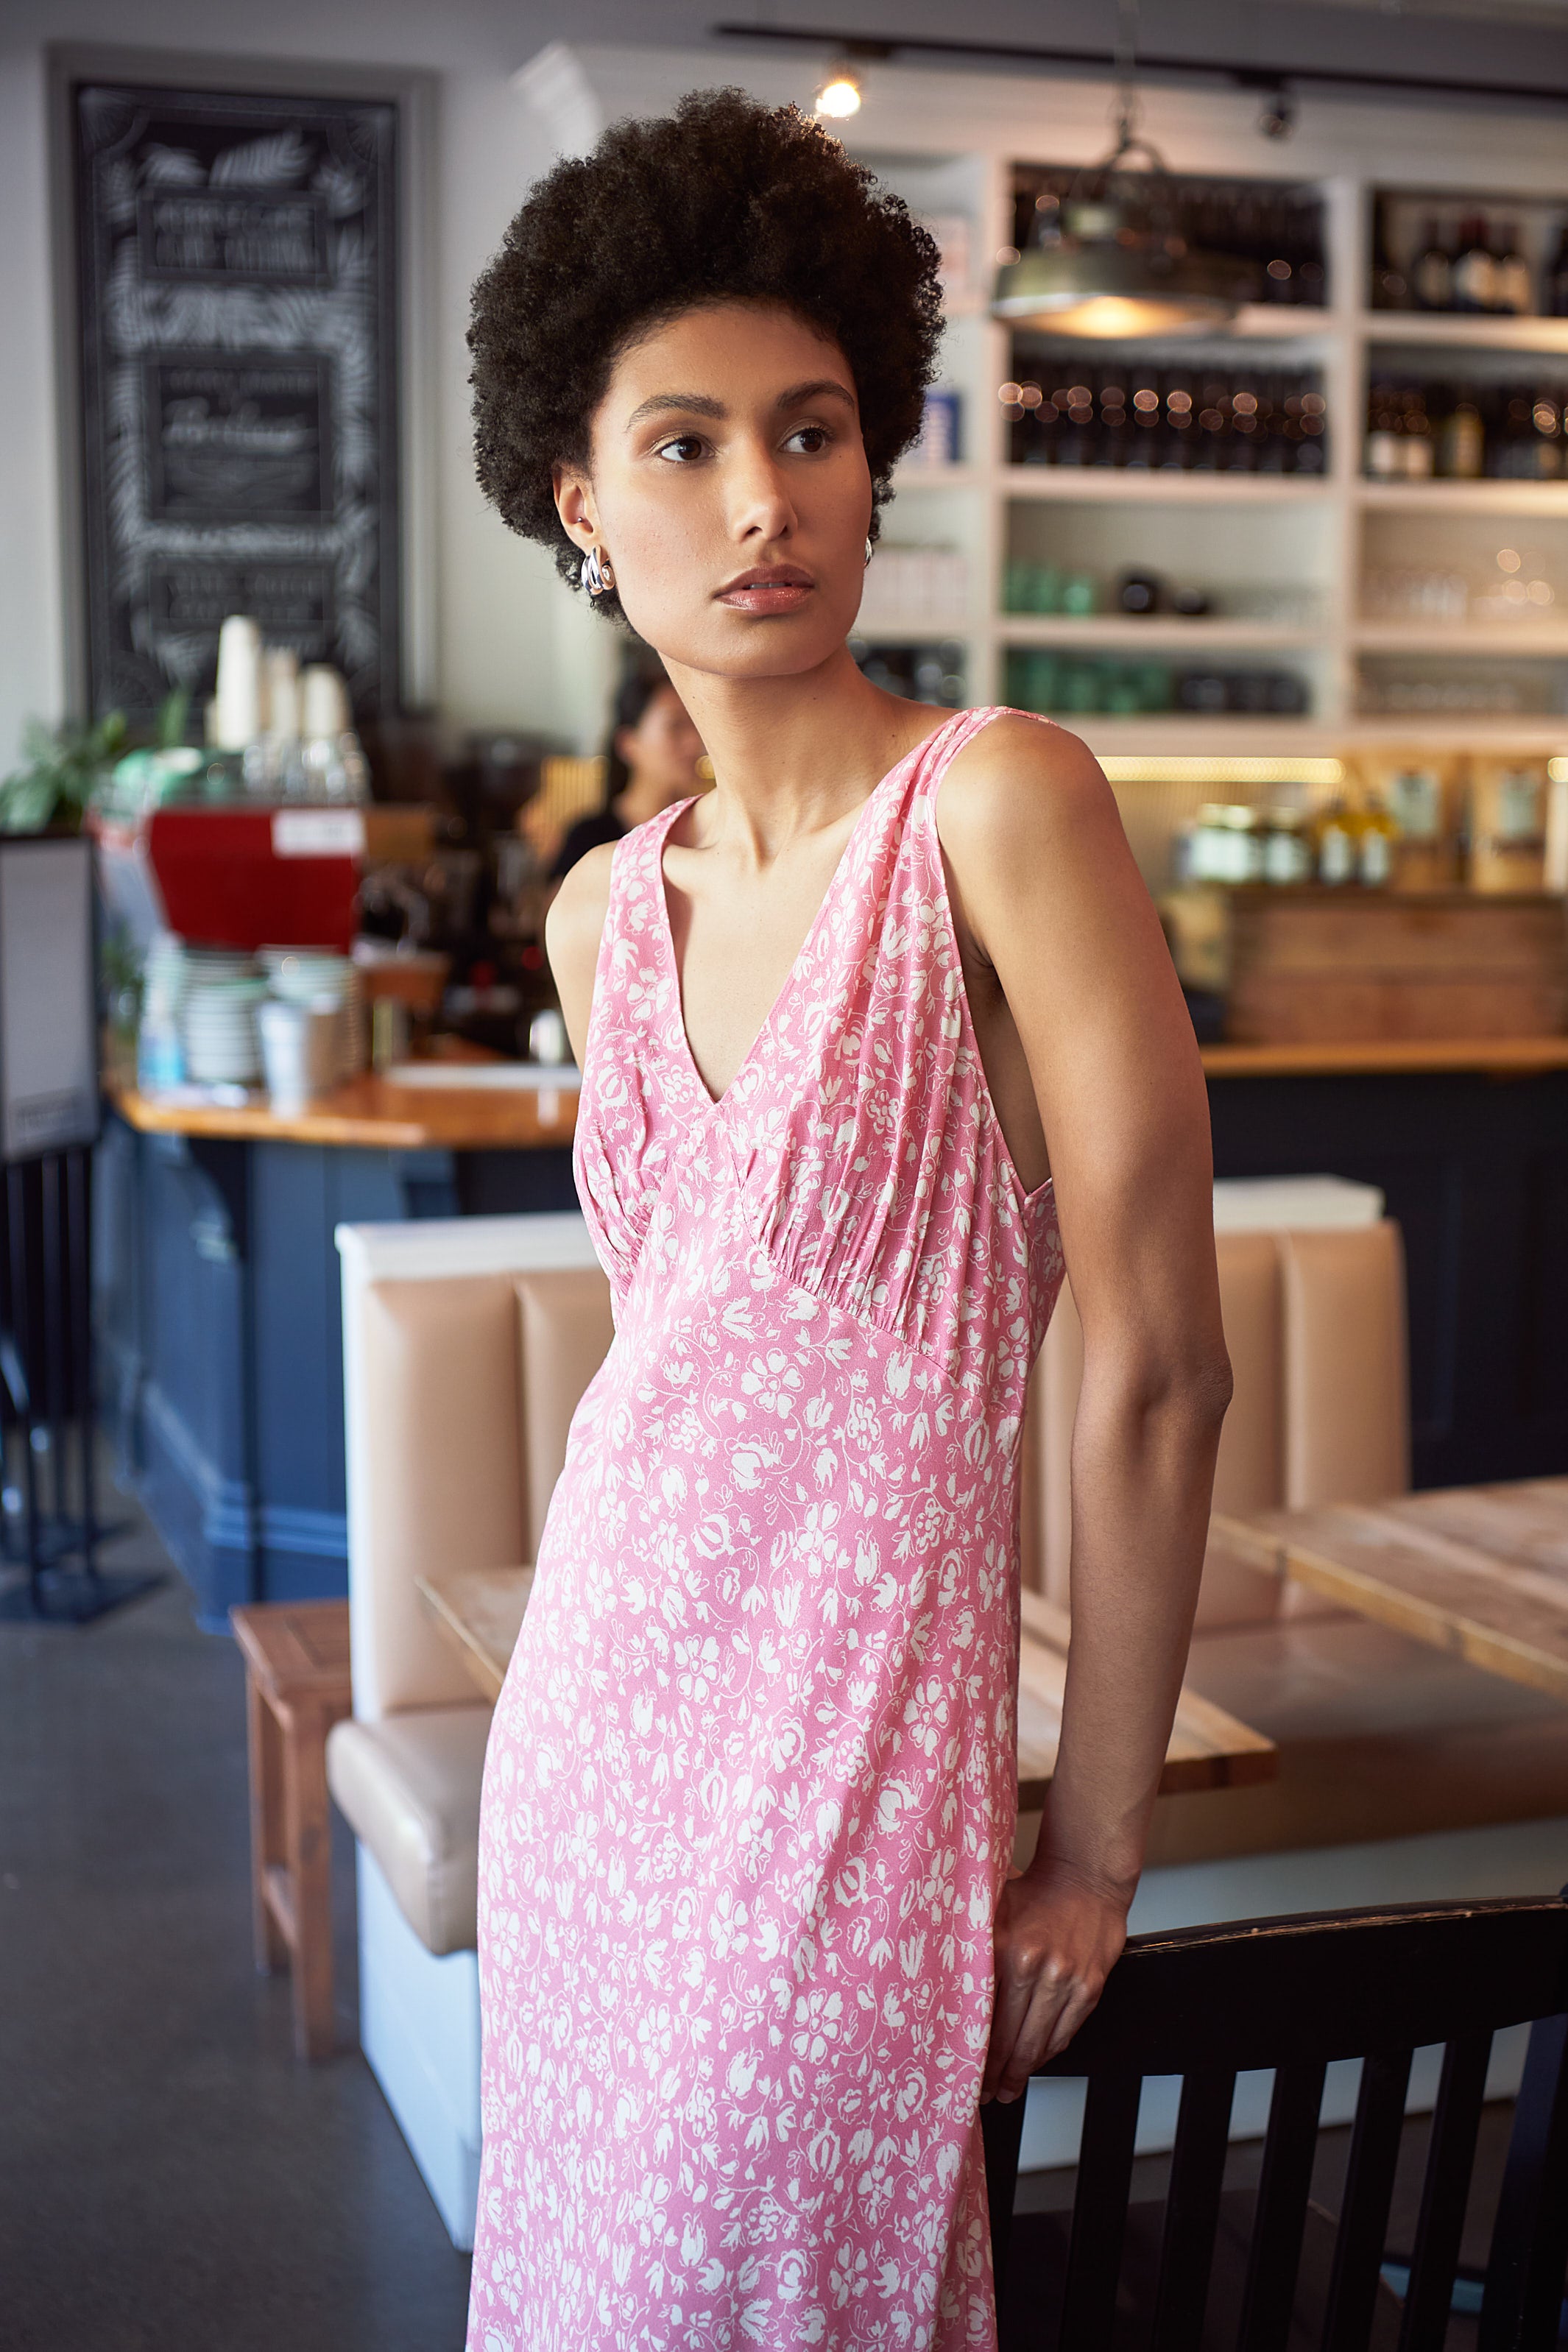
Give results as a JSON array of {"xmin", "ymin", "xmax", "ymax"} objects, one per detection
[{"xmin": 140, "ymin": 807, "xmax": 361, "ymax": 951}]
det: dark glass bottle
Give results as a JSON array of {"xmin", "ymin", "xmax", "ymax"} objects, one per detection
[
  {"xmin": 1126, "ymin": 368, "xmax": 1162, "ymax": 468},
  {"xmin": 1160, "ymin": 370, "xmax": 1196, "ymax": 469},
  {"xmin": 1452, "ymin": 216, "xmax": 1498, "ymax": 314},
  {"xmin": 1412, "ymin": 217, "xmax": 1454, "ymax": 312},
  {"xmin": 1098, "ymin": 375, "xmax": 1131, "ymax": 469},
  {"xmin": 1545, "ymin": 225, "xmax": 1568, "ymax": 317},
  {"xmin": 1494, "ymin": 225, "xmax": 1533, "ymax": 317},
  {"xmin": 1193, "ymin": 378, "xmax": 1229, "ymax": 471}
]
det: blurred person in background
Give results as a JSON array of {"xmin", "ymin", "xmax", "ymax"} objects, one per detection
[{"xmin": 551, "ymin": 660, "xmax": 706, "ymax": 880}]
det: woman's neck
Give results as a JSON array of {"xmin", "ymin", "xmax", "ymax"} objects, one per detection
[{"xmin": 661, "ymin": 646, "xmax": 942, "ymax": 861}]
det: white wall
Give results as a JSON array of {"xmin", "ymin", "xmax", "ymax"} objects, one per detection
[
  {"xmin": 0, "ymin": 11, "xmax": 611, "ymax": 765},
  {"xmin": 0, "ymin": 50, "xmax": 67, "ymax": 776}
]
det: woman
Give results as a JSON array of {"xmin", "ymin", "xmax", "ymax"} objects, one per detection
[
  {"xmin": 466, "ymin": 91, "xmax": 1231, "ymax": 2352},
  {"xmin": 551, "ymin": 663, "xmax": 707, "ymax": 882}
]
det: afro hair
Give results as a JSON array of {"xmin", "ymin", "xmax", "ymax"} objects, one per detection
[{"xmin": 468, "ymin": 88, "xmax": 944, "ymax": 615}]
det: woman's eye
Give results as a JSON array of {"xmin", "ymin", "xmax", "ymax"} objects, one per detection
[
  {"xmin": 785, "ymin": 425, "xmax": 831, "ymax": 455},
  {"xmin": 654, "ymin": 435, "xmax": 707, "ymax": 464}
]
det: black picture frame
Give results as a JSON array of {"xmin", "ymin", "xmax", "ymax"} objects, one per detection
[{"xmin": 66, "ymin": 68, "xmax": 407, "ymax": 726}]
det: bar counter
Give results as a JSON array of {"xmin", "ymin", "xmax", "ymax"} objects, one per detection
[
  {"xmin": 109, "ymin": 1073, "xmax": 579, "ymax": 1151},
  {"xmin": 96, "ymin": 1033, "xmax": 1567, "ymax": 1627}
]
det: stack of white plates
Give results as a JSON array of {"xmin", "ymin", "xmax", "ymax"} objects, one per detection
[
  {"xmin": 259, "ymin": 947, "xmax": 366, "ymax": 1081},
  {"xmin": 183, "ymin": 973, "xmax": 268, "ymax": 1084}
]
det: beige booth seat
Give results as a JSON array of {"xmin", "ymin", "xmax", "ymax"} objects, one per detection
[
  {"xmin": 331, "ymin": 1214, "xmax": 1568, "ymax": 1982},
  {"xmin": 327, "ymin": 1256, "xmax": 616, "ymax": 1964}
]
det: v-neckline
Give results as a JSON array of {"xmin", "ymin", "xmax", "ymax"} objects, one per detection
[{"xmin": 654, "ymin": 716, "xmax": 956, "ymax": 1113}]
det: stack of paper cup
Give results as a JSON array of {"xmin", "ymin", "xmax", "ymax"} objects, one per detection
[
  {"xmin": 301, "ymin": 665, "xmax": 352, "ymax": 740},
  {"xmin": 214, "ymin": 616, "xmax": 264, "ymax": 750},
  {"xmin": 258, "ymin": 1000, "xmax": 341, "ymax": 1114}
]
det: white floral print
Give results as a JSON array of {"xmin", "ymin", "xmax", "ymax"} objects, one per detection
[{"xmin": 468, "ymin": 709, "xmax": 1064, "ymax": 2352}]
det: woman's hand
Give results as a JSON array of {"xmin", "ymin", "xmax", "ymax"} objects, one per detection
[{"xmin": 982, "ymin": 1860, "xmax": 1129, "ymax": 2103}]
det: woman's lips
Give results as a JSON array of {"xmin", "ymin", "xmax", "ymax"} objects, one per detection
[{"xmin": 716, "ymin": 569, "xmax": 814, "ymax": 615}]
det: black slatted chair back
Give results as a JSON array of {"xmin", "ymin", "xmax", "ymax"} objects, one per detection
[{"xmin": 982, "ymin": 1894, "xmax": 1568, "ymax": 2352}]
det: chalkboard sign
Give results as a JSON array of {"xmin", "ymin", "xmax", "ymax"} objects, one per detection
[{"xmin": 73, "ymin": 80, "xmax": 400, "ymax": 723}]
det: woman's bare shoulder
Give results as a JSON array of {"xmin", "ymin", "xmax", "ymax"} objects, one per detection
[
  {"xmin": 936, "ymin": 713, "xmax": 1120, "ymax": 867},
  {"xmin": 544, "ymin": 841, "xmax": 618, "ymax": 1048}
]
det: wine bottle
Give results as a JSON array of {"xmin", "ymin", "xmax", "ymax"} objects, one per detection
[
  {"xmin": 1435, "ymin": 390, "xmax": 1485, "ymax": 479},
  {"xmin": 1160, "ymin": 371, "xmax": 1196, "ymax": 469},
  {"xmin": 1365, "ymin": 381, "xmax": 1402, "ymax": 479},
  {"xmin": 1098, "ymin": 375, "xmax": 1130, "ymax": 469},
  {"xmin": 1193, "ymin": 378, "xmax": 1229, "ymax": 472},
  {"xmin": 1400, "ymin": 386, "xmax": 1435, "ymax": 478},
  {"xmin": 1371, "ymin": 199, "xmax": 1408, "ymax": 309},
  {"xmin": 1530, "ymin": 389, "xmax": 1564, "ymax": 480},
  {"xmin": 1452, "ymin": 216, "xmax": 1498, "ymax": 314},
  {"xmin": 1127, "ymin": 369, "xmax": 1162, "ymax": 468},
  {"xmin": 1412, "ymin": 217, "xmax": 1454, "ymax": 311},
  {"xmin": 1494, "ymin": 224, "xmax": 1533, "ymax": 317},
  {"xmin": 1545, "ymin": 224, "xmax": 1568, "ymax": 317}
]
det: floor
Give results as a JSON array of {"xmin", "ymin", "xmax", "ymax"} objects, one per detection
[
  {"xmin": 0, "ymin": 1488, "xmax": 473, "ymax": 2352},
  {"xmin": 0, "ymin": 1479, "xmax": 1525, "ymax": 2352}
]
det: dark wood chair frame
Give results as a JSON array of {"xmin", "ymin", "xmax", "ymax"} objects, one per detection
[{"xmin": 981, "ymin": 1893, "xmax": 1568, "ymax": 2352}]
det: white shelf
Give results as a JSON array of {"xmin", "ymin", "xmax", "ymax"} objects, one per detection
[
  {"xmin": 1003, "ymin": 468, "xmax": 1332, "ymax": 504},
  {"xmin": 1054, "ymin": 716, "xmax": 1335, "ymax": 755},
  {"xmin": 1355, "ymin": 621, "xmax": 1568, "ymax": 653},
  {"xmin": 891, "ymin": 465, "xmax": 981, "ymax": 492},
  {"xmin": 1000, "ymin": 616, "xmax": 1320, "ymax": 651},
  {"xmin": 1359, "ymin": 312, "xmax": 1568, "ymax": 353},
  {"xmin": 1346, "ymin": 716, "xmax": 1568, "ymax": 748},
  {"xmin": 1356, "ymin": 479, "xmax": 1568, "ymax": 513}
]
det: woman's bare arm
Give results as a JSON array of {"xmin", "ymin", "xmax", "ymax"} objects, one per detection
[
  {"xmin": 937, "ymin": 717, "xmax": 1233, "ymax": 2100},
  {"xmin": 543, "ymin": 842, "xmax": 617, "ymax": 1067}
]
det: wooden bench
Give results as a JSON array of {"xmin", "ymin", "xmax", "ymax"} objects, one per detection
[{"xmin": 230, "ymin": 1599, "xmax": 353, "ymax": 2060}]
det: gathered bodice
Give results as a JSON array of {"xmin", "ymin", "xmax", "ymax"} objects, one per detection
[{"xmin": 571, "ymin": 706, "xmax": 1064, "ymax": 1427}]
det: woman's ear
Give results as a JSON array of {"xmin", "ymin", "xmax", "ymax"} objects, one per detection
[
  {"xmin": 612, "ymin": 725, "xmax": 638, "ymax": 769},
  {"xmin": 552, "ymin": 464, "xmax": 598, "ymax": 552}
]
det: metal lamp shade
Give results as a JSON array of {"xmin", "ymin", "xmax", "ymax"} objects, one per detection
[{"xmin": 992, "ymin": 234, "xmax": 1248, "ymax": 338}]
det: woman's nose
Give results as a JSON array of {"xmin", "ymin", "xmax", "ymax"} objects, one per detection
[{"xmin": 727, "ymin": 442, "xmax": 796, "ymax": 543}]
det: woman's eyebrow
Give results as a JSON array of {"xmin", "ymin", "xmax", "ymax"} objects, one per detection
[
  {"xmin": 624, "ymin": 379, "xmax": 858, "ymax": 432},
  {"xmin": 624, "ymin": 391, "xmax": 727, "ymax": 430},
  {"xmin": 777, "ymin": 378, "xmax": 856, "ymax": 412}
]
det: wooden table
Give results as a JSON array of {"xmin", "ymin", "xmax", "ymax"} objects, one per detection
[
  {"xmin": 414, "ymin": 1569, "xmax": 1276, "ymax": 1809},
  {"xmin": 229, "ymin": 1600, "xmax": 353, "ymax": 2060},
  {"xmin": 1213, "ymin": 1477, "xmax": 1568, "ymax": 1703}
]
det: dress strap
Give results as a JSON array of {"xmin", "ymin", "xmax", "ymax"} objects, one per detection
[{"xmin": 579, "ymin": 801, "xmax": 690, "ymax": 1087}]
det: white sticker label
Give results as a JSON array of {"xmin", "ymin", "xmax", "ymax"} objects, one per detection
[{"xmin": 272, "ymin": 810, "xmax": 366, "ymax": 858}]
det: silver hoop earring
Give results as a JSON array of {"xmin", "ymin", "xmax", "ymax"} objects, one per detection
[
  {"xmin": 864, "ymin": 536, "xmax": 874, "ymax": 568},
  {"xmin": 581, "ymin": 544, "xmax": 615, "ymax": 598}
]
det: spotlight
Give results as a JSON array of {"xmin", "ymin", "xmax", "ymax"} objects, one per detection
[
  {"xmin": 1256, "ymin": 89, "xmax": 1296, "ymax": 141},
  {"xmin": 815, "ymin": 61, "xmax": 863, "ymax": 119}
]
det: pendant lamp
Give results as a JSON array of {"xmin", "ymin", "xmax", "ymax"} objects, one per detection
[{"xmin": 992, "ymin": 111, "xmax": 1257, "ymax": 341}]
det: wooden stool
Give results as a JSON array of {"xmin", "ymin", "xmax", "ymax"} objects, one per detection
[{"xmin": 229, "ymin": 1600, "xmax": 353, "ymax": 2060}]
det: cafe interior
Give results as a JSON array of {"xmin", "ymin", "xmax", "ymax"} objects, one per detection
[{"xmin": 3, "ymin": 0, "xmax": 1568, "ymax": 2345}]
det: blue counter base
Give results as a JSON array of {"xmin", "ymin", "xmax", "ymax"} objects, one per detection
[{"xmin": 95, "ymin": 1112, "xmax": 574, "ymax": 1628}]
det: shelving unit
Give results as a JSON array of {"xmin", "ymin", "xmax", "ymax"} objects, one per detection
[{"xmin": 855, "ymin": 138, "xmax": 1568, "ymax": 758}]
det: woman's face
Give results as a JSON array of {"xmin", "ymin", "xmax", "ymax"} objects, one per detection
[
  {"xmin": 554, "ymin": 301, "xmax": 874, "ymax": 679},
  {"xmin": 619, "ymin": 684, "xmax": 705, "ymax": 800}
]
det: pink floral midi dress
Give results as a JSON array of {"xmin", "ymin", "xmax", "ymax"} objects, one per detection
[{"xmin": 467, "ymin": 707, "xmax": 1064, "ymax": 2352}]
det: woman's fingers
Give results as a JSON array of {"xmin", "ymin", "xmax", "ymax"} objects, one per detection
[
  {"xmin": 988, "ymin": 1963, "xmax": 1095, "ymax": 2102},
  {"xmin": 983, "ymin": 1872, "xmax": 1127, "ymax": 2102}
]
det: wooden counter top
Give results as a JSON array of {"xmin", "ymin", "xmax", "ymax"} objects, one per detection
[
  {"xmin": 1200, "ymin": 1036, "xmax": 1568, "ymax": 1078},
  {"xmin": 108, "ymin": 1034, "xmax": 1568, "ymax": 1146},
  {"xmin": 109, "ymin": 1075, "xmax": 579, "ymax": 1151}
]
